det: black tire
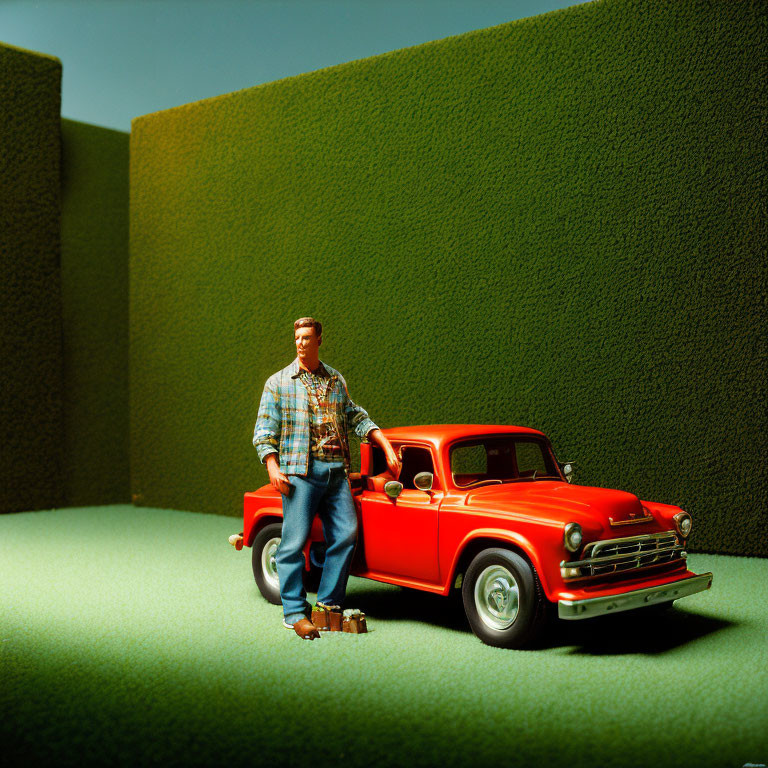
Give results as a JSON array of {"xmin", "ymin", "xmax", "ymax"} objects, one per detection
[
  {"xmin": 252, "ymin": 523, "xmax": 283, "ymax": 605},
  {"xmin": 462, "ymin": 548, "xmax": 547, "ymax": 649}
]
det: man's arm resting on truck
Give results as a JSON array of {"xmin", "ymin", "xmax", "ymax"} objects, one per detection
[{"xmin": 366, "ymin": 428, "xmax": 401, "ymax": 478}]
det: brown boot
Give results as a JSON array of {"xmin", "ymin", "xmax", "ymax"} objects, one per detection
[{"xmin": 291, "ymin": 618, "xmax": 320, "ymax": 640}]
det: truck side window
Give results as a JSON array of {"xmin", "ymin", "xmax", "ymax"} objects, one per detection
[{"xmin": 399, "ymin": 447, "xmax": 436, "ymax": 490}]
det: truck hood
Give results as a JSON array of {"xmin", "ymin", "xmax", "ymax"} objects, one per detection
[{"xmin": 464, "ymin": 481, "xmax": 651, "ymax": 528}]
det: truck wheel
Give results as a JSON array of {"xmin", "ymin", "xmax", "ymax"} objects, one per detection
[
  {"xmin": 252, "ymin": 523, "xmax": 283, "ymax": 605},
  {"xmin": 462, "ymin": 548, "xmax": 546, "ymax": 649}
]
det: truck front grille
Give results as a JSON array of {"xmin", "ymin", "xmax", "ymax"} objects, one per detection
[{"xmin": 562, "ymin": 532, "xmax": 684, "ymax": 580}]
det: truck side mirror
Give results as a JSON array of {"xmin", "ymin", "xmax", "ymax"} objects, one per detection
[
  {"xmin": 413, "ymin": 472, "xmax": 433, "ymax": 491},
  {"xmin": 562, "ymin": 463, "xmax": 575, "ymax": 483},
  {"xmin": 384, "ymin": 480, "xmax": 403, "ymax": 500}
]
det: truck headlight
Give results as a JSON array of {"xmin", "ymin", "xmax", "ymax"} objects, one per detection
[
  {"xmin": 674, "ymin": 512, "xmax": 692, "ymax": 538},
  {"xmin": 564, "ymin": 522, "xmax": 583, "ymax": 553}
]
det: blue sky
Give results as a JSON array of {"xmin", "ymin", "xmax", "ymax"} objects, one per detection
[{"xmin": 0, "ymin": 0, "xmax": 590, "ymax": 132}]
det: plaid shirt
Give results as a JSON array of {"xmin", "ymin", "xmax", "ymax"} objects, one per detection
[
  {"xmin": 253, "ymin": 358, "xmax": 378, "ymax": 475},
  {"xmin": 298, "ymin": 366, "xmax": 345, "ymax": 462}
]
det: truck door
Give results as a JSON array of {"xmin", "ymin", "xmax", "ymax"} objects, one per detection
[{"xmin": 360, "ymin": 445, "xmax": 442, "ymax": 584}]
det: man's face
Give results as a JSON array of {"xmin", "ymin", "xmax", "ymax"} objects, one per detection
[{"xmin": 295, "ymin": 325, "xmax": 320, "ymax": 363}]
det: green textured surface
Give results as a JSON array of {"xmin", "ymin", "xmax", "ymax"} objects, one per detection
[
  {"xmin": 0, "ymin": 42, "xmax": 65, "ymax": 513},
  {"xmin": 1, "ymin": 506, "xmax": 766, "ymax": 768},
  {"xmin": 60, "ymin": 118, "xmax": 130, "ymax": 506},
  {"xmin": 129, "ymin": 0, "xmax": 767, "ymax": 555}
]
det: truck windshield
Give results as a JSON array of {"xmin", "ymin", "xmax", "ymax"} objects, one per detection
[{"xmin": 450, "ymin": 436, "xmax": 561, "ymax": 488}]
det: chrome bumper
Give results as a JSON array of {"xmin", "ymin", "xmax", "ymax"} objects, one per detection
[{"xmin": 558, "ymin": 572, "xmax": 713, "ymax": 620}]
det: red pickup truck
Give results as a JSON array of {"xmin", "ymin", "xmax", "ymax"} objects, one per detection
[{"xmin": 233, "ymin": 424, "xmax": 713, "ymax": 648}]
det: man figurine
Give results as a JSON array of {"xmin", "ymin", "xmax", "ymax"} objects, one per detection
[{"xmin": 253, "ymin": 317, "xmax": 401, "ymax": 640}]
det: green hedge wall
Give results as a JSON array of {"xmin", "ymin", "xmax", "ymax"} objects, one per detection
[
  {"xmin": 60, "ymin": 119, "xmax": 130, "ymax": 506},
  {"xmin": 130, "ymin": 0, "xmax": 766, "ymax": 555},
  {"xmin": 0, "ymin": 43, "xmax": 65, "ymax": 513},
  {"xmin": 0, "ymin": 43, "xmax": 130, "ymax": 513}
]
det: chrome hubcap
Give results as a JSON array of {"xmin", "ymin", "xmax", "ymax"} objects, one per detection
[
  {"xmin": 474, "ymin": 565, "xmax": 520, "ymax": 630},
  {"xmin": 262, "ymin": 537, "xmax": 280, "ymax": 589}
]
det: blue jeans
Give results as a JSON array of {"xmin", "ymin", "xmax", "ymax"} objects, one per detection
[{"xmin": 276, "ymin": 459, "xmax": 358, "ymax": 623}]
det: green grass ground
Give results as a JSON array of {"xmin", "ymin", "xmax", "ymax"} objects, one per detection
[{"xmin": 1, "ymin": 506, "xmax": 766, "ymax": 768}]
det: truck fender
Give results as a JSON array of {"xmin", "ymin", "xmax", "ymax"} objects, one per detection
[{"xmin": 447, "ymin": 528, "xmax": 552, "ymax": 598}]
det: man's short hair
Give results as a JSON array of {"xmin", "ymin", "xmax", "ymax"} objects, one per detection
[{"xmin": 294, "ymin": 317, "xmax": 322, "ymax": 338}]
